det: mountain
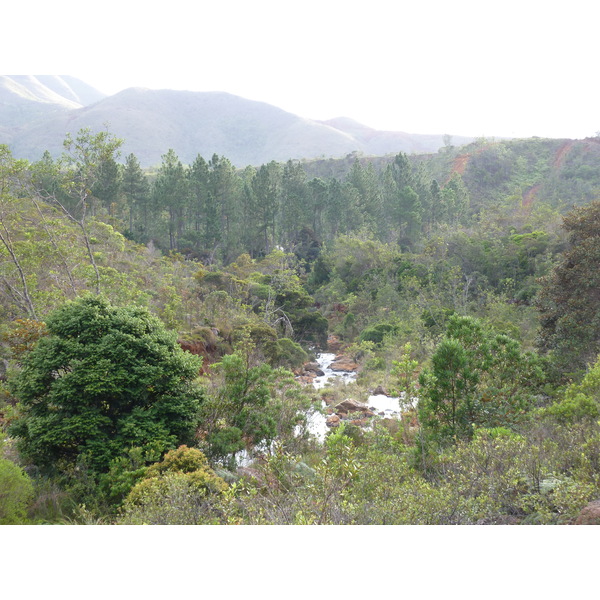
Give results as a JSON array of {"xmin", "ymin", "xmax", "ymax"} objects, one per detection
[
  {"xmin": 0, "ymin": 75, "xmax": 106, "ymax": 135},
  {"xmin": 8, "ymin": 88, "xmax": 364, "ymax": 167},
  {"xmin": 1, "ymin": 76, "xmax": 474, "ymax": 167},
  {"xmin": 321, "ymin": 117, "xmax": 474, "ymax": 156}
]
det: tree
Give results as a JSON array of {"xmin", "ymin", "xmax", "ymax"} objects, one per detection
[
  {"xmin": 537, "ymin": 200, "xmax": 600, "ymax": 374},
  {"xmin": 382, "ymin": 153, "xmax": 423, "ymax": 249},
  {"xmin": 441, "ymin": 173, "xmax": 469, "ymax": 224},
  {"xmin": 9, "ymin": 296, "xmax": 203, "ymax": 477},
  {"xmin": 347, "ymin": 159, "xmax": 381, "ymax": 232},
  {"xmin": 251, "ymin": 161, "xmax": 281, "ymax": 255},
  {"xmin": 208, "ymin": 154, "xmax": 241, "ymax": 261},
  {"xmin": 542, "ymin": 354, "xmax": 600, "ymax": 424},
  {"xmin": 153, "ymin": 149, "xmax": 188, "ymax": 250},
  {"xmin": 185, "ymin": 154, "xmax": 212, "ymax": 254},
  {"xmin": 33, "ymin": 128, "xmax": 123, "ymax": 294},
  {"xmin": 0, "ymin": 146, "xmax": 38, "ymax": 319},
  {"xmin": 198, "ymin": 335, "xmax": 313, "ymax": 465},
  {"xmin": 307, "ymin": 177, "xmax": 328, "ymax": 237},
  {"xmin": 92, "ymin": 156, "xmax": 122, "ymax": 216},
  {"xmin": 200, "ymin": 349, "xmax": 278, "ymax": 464},
  {"xmin": 419, "ymin": 315, "xmax": 544, "ymax": 445},
  {"xmin": 279, "ymin": 160, "xmax": 308, "ymax": 245},
  {"xmin": 121, "ymin": 153, "xmax": 149, "ymax": 238}
]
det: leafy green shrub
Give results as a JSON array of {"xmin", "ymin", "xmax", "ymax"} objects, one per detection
[
  {"xmin": 0, "ymin": 458, "xmax": 34, "ymax": 524},
  {"xmin": 119, "ymin": 446, "xmax": 227, "ymax": 525},
  {"xmin": 359, "ymin": 323, "xmax": 398, "ymax": 346},
  {"xmin": 119, "ymin": 472, "xmax": 224, "ymax": 525},
  {"xmin": 289, "ymin": 310, "xmax": 328, "ymax": 347},
  {"xmin": 206, "ymin": 427, "xmax": 245, "ymax": 463},
  {"xmin": 273, "ymin": 337, "xmax": 308, "ymax": 369}
]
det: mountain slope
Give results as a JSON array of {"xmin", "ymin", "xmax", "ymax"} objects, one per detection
[
  {"xmin": 0, "ymin": 75, "xmax": 106, "ymax": 141},
  {"xmin": 322, "ymin": 117, "xmax": 474, "ymax": 156},
  {"xmin": 7, "ymin": 88, "xmax": 365, "ymax": 166},
  {"xmin": 31, "ymin": 75, "xmax": 107, "ymax": 106},
  {"xmin": 2, "ymin": 77, "xmax": 475, "ymax": 167}
]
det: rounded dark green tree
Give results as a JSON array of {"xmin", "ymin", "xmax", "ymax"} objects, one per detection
[{"xmin": 9, "ymin": 296, "xmax": 203, "ymax": 476}]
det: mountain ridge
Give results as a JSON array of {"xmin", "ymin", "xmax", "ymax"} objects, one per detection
[{"xmin": 1, "ymin": 75, "xmax": 476, "ymax": 167}]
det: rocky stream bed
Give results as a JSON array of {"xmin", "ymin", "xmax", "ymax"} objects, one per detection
[{"xmin": 301, "ymin": 351, "xmax": 403, "ymax": 441}]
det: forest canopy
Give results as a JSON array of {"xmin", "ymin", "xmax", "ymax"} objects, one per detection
[{"xmin": 1, "ymin": 130, "xmax": 600, "ymax": 525}]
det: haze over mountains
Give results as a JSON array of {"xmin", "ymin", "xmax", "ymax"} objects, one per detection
[{"xmin": 0, "ymin": 75, "xmax": 475, "ymax": 167}]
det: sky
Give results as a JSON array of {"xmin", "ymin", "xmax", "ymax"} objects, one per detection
[{"xmin": 4, "ymin": 0, "xmax": 599, "ymax": 139}]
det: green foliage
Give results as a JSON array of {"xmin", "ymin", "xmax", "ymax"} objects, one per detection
[
  {"xmin": 8, "ymin": 296, "xmax": 203, "ymax": 478},
  {"xmin": 96, "ymin": 445, "xmax": 161, "ymax": 508},
  {"xmin": 542, "ymin": 354, "xmax": 600, "ymax": 423},
  {"xmin": 359, "ymin": 322, "xmax": 398, "ymax": 346},
  {"xmin": 391, "ymin": 342, "xmax": 419, "ymax": 407},
  {"xmin": 419, "ymin": 315, "xmax": 545, "ymax": 445},
  {"xmin": 2, "ymin": 319, "xmax": 49, "ymax": 365},
  {"xmin": 273, "ymin": 337, "xmax": 308, "ymax": 369},
  {"xmin": 6, "ymin": 129, "xmax": 600, "ymax": 525},
  {"xmin": 537, "ymin": 200, "xmax": 600, "ymax": 374},
  {"xmin": 220, "ymin": 427, "xmax": 361, "ymax": 525},
  {"xmin": 199, "ymin": 340, "xmax": 313, "ymax": 465},
  {"xmin": 200, "ymin": 350, "xmax": 277, "ymax": 463},
  {"xmin": 118, "ymin": 445, "xmax": 227, "ymax": 524},
  {"xmin": 0, "ymin": 457, "xmax": 34, "ymax": 523}
]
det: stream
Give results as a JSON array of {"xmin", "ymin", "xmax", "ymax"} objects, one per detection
[
  {"xmin": 305, "ymin": 352, "xmax": 403, "ymax": 441},
  {"xmin": 237, "ymin": 352, "xmax": 403, "ymax": 465}
]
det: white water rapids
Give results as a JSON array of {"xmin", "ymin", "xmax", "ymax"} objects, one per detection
[{"xmin": 305, "ymin": 352, "xmax": 403, "ymax": 441}]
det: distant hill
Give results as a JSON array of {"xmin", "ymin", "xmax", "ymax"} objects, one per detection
[
  {"xmin": 1, "ymin": 75, "xmax": 476, "ymax": 167},
  {"xmin": 0, "ymin": 75, "xmax": 106, "ymax": 133},
  {"xmin": 321, "ymin": 117, "xmax": 473, "ymax": 156}
]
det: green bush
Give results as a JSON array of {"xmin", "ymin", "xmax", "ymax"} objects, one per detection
[
  {"xmin": 359, "ymin": 323, "xmax": 398, "ymax": 346},
  {"xmin": 119, "ymin": 446, "xmax": 227, "ymax": 525},
  {"xmin": 0, "ymin": 458, "xmax": 34, "ymax": 524}
]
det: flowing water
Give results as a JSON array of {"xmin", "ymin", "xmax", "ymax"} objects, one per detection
[
  {"xmin": 306, "ymin": 352, "xmax": 403, "ymax": 441},
  {"xmin": 312, "ymin": 352, "xmax": 357, "ymax": 389},
  {"xmin": 238, "ymin": 352, "xmax": 404, "ymax": 464}
]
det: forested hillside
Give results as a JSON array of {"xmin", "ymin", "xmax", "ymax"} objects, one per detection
[{"xmin": 2, "ymin": 128, "xmax": 600, "ymax": 525}]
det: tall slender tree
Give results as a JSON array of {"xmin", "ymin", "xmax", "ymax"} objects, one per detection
[
  {"xmin": 153, "ymin": 149, "xmax": 188, "ymax": 250},
  {"xmin": 44, "ymin": 128, "xmax": 123, "ymax": 294},
  {"xmin": 121, "ymin": 153, "xmax": 149, "ymax": 239},
  {"xmin": 252, "ymin": 161, "xmax": 281, "ymax": 255}
]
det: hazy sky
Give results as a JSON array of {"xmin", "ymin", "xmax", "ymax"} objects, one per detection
[{"xmin": 6, "ymin": 0, "xmax": 598, "ymax": 139}]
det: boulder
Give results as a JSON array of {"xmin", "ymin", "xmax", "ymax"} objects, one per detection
[
  {"xmin": 372, "ymin": 385, "xmax": 389, "ymax": 396},
  {"xmin": 326, "ymin": 414, "xmax": 341, "ymax": 428},
  {"xmin": 330, "ymin": 356, "xmax": 359, "ymax": 372},
  {"xmin": 575, "ymin": 500, "xmax": 600, "ymax": 524},
  {"xmin": 334, "ymin": 398, "xmax": 370, "ymax": 414},
  {"xmin": 300, "ymin": 362, "xmax": 325, "ymax": 377}
]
